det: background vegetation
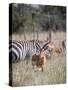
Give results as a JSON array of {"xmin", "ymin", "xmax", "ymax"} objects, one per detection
[
  {"xmin": 9, "ymin": 4, "xmax": 66, "ymax": 86},
  {"xmin": 11, "ymin": 3, "xmax": 66, "ymax": 34}
]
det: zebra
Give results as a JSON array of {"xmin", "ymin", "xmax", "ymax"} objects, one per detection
[
  {"xmin": 9, "ymin": 40, "xmax": 40, "ymax": 62},
  {"xmin": 9, "ymin": 40, "xmax": 50, "ymax": 63},
  {"xmin": 9, "ymin": 40, "xmax": 23, "ymax": 62}
]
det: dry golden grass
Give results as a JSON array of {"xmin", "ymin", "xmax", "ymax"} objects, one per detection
[
  {"xmin": 11, "ymin": 31, "xmax": 66, "ymax": 86},
  {"xmin": 12, "ymin": 52, "xmax": 66, "ymax": 86}
]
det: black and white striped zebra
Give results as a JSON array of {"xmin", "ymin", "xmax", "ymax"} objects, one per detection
[
  {"xmin": 9, "ymin": 40, "xmax": 50, "ymax": 62},
  {"xmin": 9, "ymin": 40, "xmax": 40, "ymax": 62},
  {"xmin": 9, "ymin": 40, "xmax": 23, "ymax": 61}
]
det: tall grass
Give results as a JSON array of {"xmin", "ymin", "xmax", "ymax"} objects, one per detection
[{"xmin": 11, "ymin": 31, "xmax": 66, "ymax": 86}]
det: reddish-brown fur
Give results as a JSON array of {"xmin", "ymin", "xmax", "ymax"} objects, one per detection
[
  {"xmin": 32, "ymin": 48, "xmax": 46, "ymax": 71},
  {"xmin": 47, "ymin": 42, "xmax": 61, "ymax": 56}
]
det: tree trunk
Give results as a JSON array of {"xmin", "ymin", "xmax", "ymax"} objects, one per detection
[
  {"xmin": 23, "ymin": 30, "xmax": 26, "ymax": 41},
  {"xmin": 49, "ymin": 30, "xmax": 51, "ymax": 42},
  {"xmin": 37, "ymin": 31, "xmax": 39, "ymax": 41},
  {"xmin": 48, "ymin": 12, "xmax": 52, "ymax": 42}
]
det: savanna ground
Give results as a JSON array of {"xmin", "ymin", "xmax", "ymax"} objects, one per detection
[{"xmin": 11, "ymin": 31, "xmax": 66, "ymax": 86}]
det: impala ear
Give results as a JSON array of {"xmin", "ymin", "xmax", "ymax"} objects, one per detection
[{"xmin": 42, "ymin": 41, "xmax": 50, "ymax": 49}]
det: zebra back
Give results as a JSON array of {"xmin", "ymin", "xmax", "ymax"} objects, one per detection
[{"xmin": 9, "ymin": 40, "xmax": 40, "ymax": 62}]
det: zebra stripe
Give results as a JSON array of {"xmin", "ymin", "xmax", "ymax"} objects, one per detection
[
  {"xmin": 9, "ymin": 41, "xmax": 23, "ymax": 61},
  {"xmin": 9, "ymin": 40, "xmax": 40, "ymax": 62}
]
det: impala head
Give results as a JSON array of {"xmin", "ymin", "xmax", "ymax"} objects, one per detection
[
  {"xmin": 36, "ymin": 41, "xmax": 50, "ymax": 54},
  {"xmin": 39, "ymin": 48, "xmax": 45, "ymax": 55},
  {"xmin": 40, "ymin": 48, "xmax": 44, "ymax": 52}
]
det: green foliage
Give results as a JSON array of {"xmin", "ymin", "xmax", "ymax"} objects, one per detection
[{"xmin": 11, "ymin": 4, "xmax": 66, "ymax": 34}]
